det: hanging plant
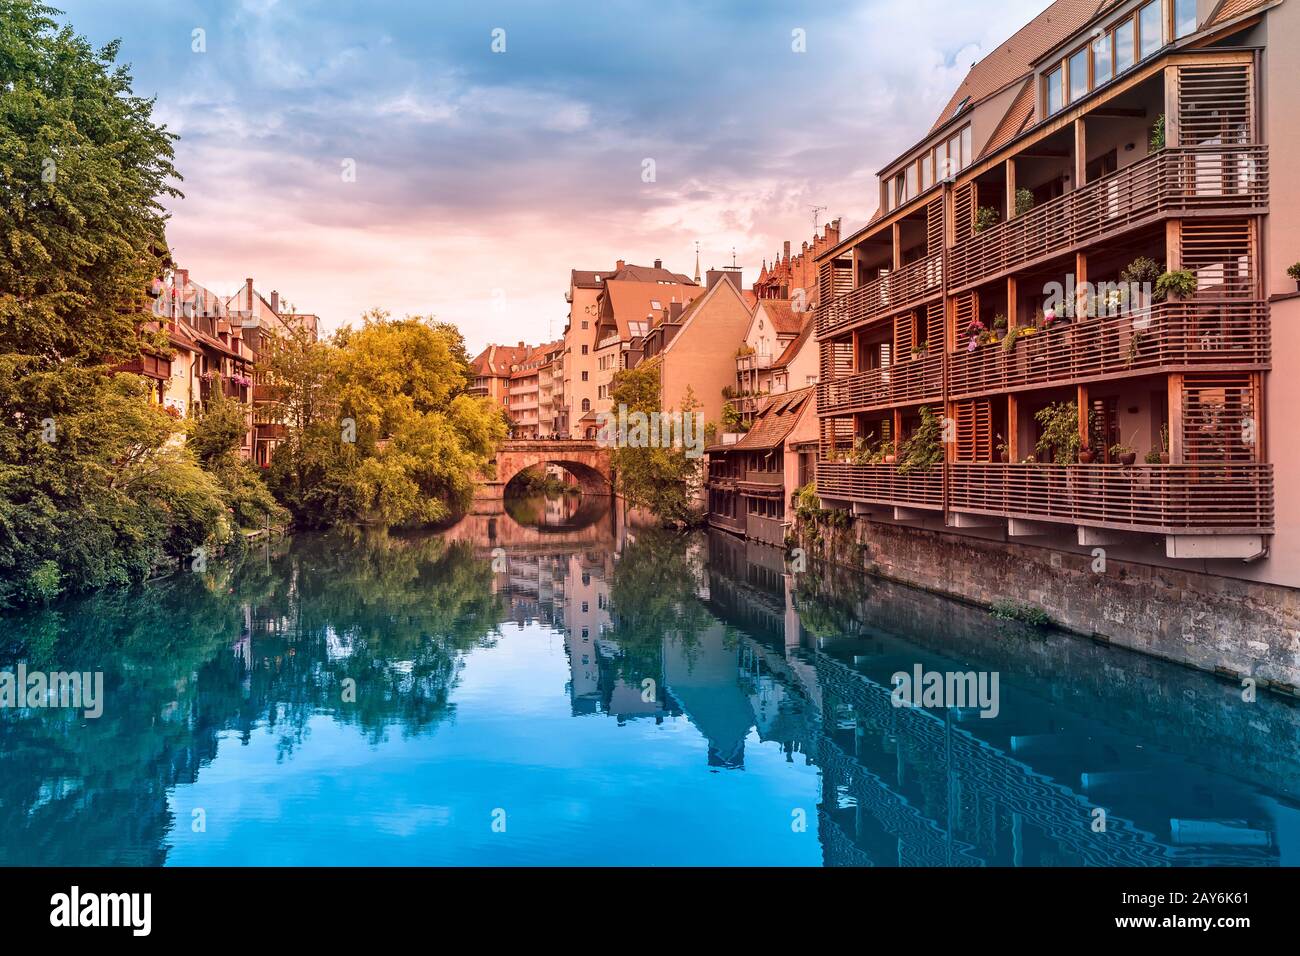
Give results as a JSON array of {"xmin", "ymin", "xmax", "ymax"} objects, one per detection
[{"xmin": 897, "ymin": 406, "xmax": 944, "ymax": 475}]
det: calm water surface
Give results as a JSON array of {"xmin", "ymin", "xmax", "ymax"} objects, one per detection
[{"xmin": 2, "ymin": 494, "xmax": 1298, "ymax": 866}]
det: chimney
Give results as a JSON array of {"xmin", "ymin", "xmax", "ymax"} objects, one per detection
[
  {"xmin": 669, "ymin": 301, "xmax": 684, "ymax": 321},
  {"xmin": 616, "ymin": 259, "xmax": 626, "ymax": 271},
  {"xmin": 245, "ymin": 278, "xmax": 254, "ymax": 312},
  {"xmin": 706, "ymin": 267, "xmax": 743, "ymax": 292},
  {"xmin": 783, "ymin": 241, "xmax": 791, "ymax": 261},
  {"xmin": 270, "ymin": 291, "xmax": 280, "ymax": 315},
  {"xmin": 654, "ymin": 258, "xmax": 662, "ymax": 270},
  {"xmin": 518, "ymin": 341, "xmax": 525, "ymax": 349},
  {"xmin": 176, "ymin": 268, "xmax": 189, "ymax": 289}
]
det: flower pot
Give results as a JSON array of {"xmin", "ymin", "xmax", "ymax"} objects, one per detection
[
  {"xmin": 1119, "ymin": 452, "xmax": 1137, "ymax": 466},
  {"xmin": 999, "ymin": 450, "xmax": 1009, "ymax": 463},
  {"xmin": 1078, "ymin": 448, "xmax": 1094, "ymax": 464},
  {"xmin": 1160, "ymin": 452, "xmax": 1170, "ymax": 464},
  {"xmin": 884, "ymin": 455, "xmax": 897, "ymax": 464}
]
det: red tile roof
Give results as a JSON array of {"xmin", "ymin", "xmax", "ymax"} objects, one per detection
[
  {"xmin": 771, "ymin": 319, "xmax": 814, "ymax": 370},
  {"xmin": 731, "ymin": 387, "xmax": 814, "ymax": 451},
  {"xmin": 1210, "ymin": 0, "xmax": 1272, "ymax": 25},
  {"xmin": 929, "ymin": 0, "xmax": 1105, "ymax": 134},
  {"xmin": 756, "ymin": 299, "xmax": 802, "ymax": 336}
]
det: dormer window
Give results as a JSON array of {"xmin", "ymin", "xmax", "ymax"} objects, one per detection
[{"xmin": 952, "ymin": 96, "xmax": 972, "ymax": 119}]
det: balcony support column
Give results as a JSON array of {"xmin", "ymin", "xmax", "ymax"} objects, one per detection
[
  {"xmin": 1007, "ymin": 393, "xmax": 1020, "ymax": 463},
  {"xmin": 1073, "ymin": 118, "xmax": 1087, "ymax": 191},
  {"xmin": 1005, "ymin": 158, "xmax": 1017, "ymax": 225},
  {"xmin": 1006, "ymin": 276, "xmax": 1018, "ymax": 329},
  {"xmin": 1075, "ymin": 251, "xmax": 1088, "ymax": 321},
  {"xmin": 1077, "ymin": 384, "xmax": 1090, "ymax": 453},
  {"xmin": 1168, "ymin": 373, "xmax": 1184, "ymax": 464},
  {"xmin": 892, "ymin": 222, "xmax": 902, "ymax": 271}
]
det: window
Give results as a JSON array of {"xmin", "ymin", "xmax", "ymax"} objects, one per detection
[
  {"xmin": 1092, "ymin": 32, "xmax": 1112, "ymax": 86},
  {"xmin": 904, "ymin": 163, "xmax": 918, "ymax": 202},
  {"xmin": 1138, "ymin": 1, "xmax": 1162, "ymax": 59},
  {"xmin": 882, "ymin": 181, "xmax": 893, "ymax": 213},
  {"xmin": 1114, "ymin": 19, "xmax": 1134, "ymax": 73},
  {"xmin": 1045, "ymin": 66, "xmax": 1064, "ymax": 114},
  {"xmin": 1173, "ymin": 0, "xmax": 1196, "ymax": 38},
  {"xmin": 1068, "ymin": 47, "xmax": 1089, "ymax": 102},
  {"xmin": 581, "ymin": 344, "xmax": 588, "ymax": 355},
  {"xmin": 961, "ymin": 126, "xmax": 971, "ymax": 169},
  {"xmin": 946, "ymin": 132, "xmax": 962, "ymax": 176},
  {"xmin": 581, "ymin": 398, "xmax": 590, "ymax": 411},
  {"xmin": 894, "ymin": 172, "xmax": 906, "ymax": 204},
  {"xmin": 581, "ymin": 372, "xmax": 588, "ymax": 382},
  {"xmin": 581, "ymin": 320, "xmax": 588, "ymax": 329},
  {"xmin": 921, "ymin": 152, "xmax": 934, "ymax": 191}
]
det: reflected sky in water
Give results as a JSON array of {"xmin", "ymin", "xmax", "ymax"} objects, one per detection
[{"xmin": 1, "ymin": 494, "xmax": 1298, "ymax": 866}]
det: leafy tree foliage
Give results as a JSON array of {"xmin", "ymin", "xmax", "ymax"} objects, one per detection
[
  {"xmin": 267, "ymin": 311, "xmax": 508, "ymax": 527},
  {"xmin": 607, "ymin": 361, "xmax": 708, "ymax": 526},
  {"xmin": 0, "ymin": 2, "xmax": 238, "ymax": 607}
]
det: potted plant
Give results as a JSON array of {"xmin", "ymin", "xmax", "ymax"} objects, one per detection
[
  {"xmin": 974, "ymin": 206, "xmax": 1001, "ymax": 234},
  {"xmin": 1288, "ymin": 262, "xmax": 1300, "ymax": 292},
  {"xmin": 1078, "ymin": 446, "xmax": 1095, "ymax": 464},
  {"xmin": 996, "ymin": 433, "xmax": 1009, "ymax": 463},
  {"xmin": 1158, "ymin": 423, "xmax": 1170, "ymax": 464},
  {"xmin": 1014, "ymin": 188, "xmax": 1035, "ymax": 217},
  {"xmin": 1110, "ymin": 443, "xmax": 1137, "ymax": 466},
  {"xmin": 1034, "ymin": 401, "xmax": 1082, "ymax": 465},
  {"xmin": 1155, "ymin": 269, "xmax": 1197, "ymax": 301},
  {"xmin": 1144, "ymin": 448, "xmax": 1162, "ymax": 464},
  {"xmin": 910, "ymin": 341, "xmax": 928, "ymax": 360}
]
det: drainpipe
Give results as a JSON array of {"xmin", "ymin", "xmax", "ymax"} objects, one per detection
[{"xmin": 940, "ymin": 177, "xmax": 953, "ymax": 521}]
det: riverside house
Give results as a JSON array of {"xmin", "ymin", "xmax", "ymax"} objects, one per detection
[{"xmin": 810, "ymin": 0, "xmax": 1300, "ymax": 688}]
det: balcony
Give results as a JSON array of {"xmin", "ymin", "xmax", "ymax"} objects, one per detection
[
  {"xmin": 948, "ymin": 146, "xmax": 1268, "ymax": 291},
  {"xmin": 817, "ymin": 461, "xmax": 943, "ymax": 510},
  {"xmin": 817, "ymin": 352, "xmax": 942, "ymax": 415},
  {"xmin": 737, "ymin": 352, "xmax": 773, "ymax": 372},
  {"xmin": 816, "ymin": 251, "xmax": 944, "ymax": 339},
  {"xmin": 947, "ymin": 463, "xmax": 1274, "ymax": 535},
  {"xmin": 948, "ymin": 300, "xmax": 1269, "ymax": 398},
  {"xmin": 739, "ymin": 469, "xmax": 783, "ymax": 491},
  {"xmin": 745, "ymin": 513, "xmax": 787, "ymax": 547}
]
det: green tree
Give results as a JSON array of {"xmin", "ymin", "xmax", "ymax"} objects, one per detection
[
  {"xmin": 268, "ymin": 311, "xmax": 507, "ymax": 527},
  {"xmin": 607, "ymin": 361, "xmax": 708, "ymax": 526}
]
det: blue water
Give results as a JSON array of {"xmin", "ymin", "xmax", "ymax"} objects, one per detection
[{"xmin": 1, "ymin": 496, "xmax": 1297, "ymax": 866}]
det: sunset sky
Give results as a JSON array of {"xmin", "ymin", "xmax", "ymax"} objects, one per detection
[{"xmin": 59, "ymin": 0, "xmax": 1054, "ymax": 353}]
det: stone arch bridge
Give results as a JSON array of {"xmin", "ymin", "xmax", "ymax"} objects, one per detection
[{"xmin": 477, "ymin": 440, "xmax": 613, "ymax": 499}]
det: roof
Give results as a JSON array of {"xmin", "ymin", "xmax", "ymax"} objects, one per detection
[
  {"xmin": 573, "ymin": 262, "xmax": 696, "ymax": 291},
  {"xmin": 929, "ymin": 0, "xmax": 1104, "ymax": 135},
  {"xmin": 771, "ymin": 318, "xmax": 814, "ymax": 370},
  {"xmin": 471, "ymin": 343, "xmax": 531, "ymax": 377},
  {"xmin": 731, "ymin": 387, "xmax": 814, "ymax": 451},
  {"xmin": 600, "ymin": 280, "xmax": 701, "ymax": 339},
  {"xmin": 980, "ymin": 78, "xmax": 1037, "ymax": 159},
  {"xmin": 755, "ymin": 299, "xmax": 802, "ymax": 336},
  {"xmin": 1209, "ymin": 0, "xmax": 1273, "ymax": 25}
]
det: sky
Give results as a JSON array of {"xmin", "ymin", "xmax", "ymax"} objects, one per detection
[{"xmin": 57, "ymin": 0, "xmax": 1055, "ymax": 354}]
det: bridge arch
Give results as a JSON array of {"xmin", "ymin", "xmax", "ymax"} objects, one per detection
[{"xmin": 479, "ymin": 440, "xmax": 613, "ymax": 500}]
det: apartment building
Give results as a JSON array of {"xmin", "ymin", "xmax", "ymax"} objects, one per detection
[
  {"xmin": 639, "ymin": 268, "xmax": 753, "ymax": 427},
  {"xmin": 539, "ymin": 340, "xmax": 565, "ymax": 436},
  {"xmin": 507, "ymin": 341, "xmax": 560, "ymax": 439},
  {"xmin": 469, "ymin": 342, "xmax": 531, "ymax": 412},
  {"xmin": 562, "ymin": 260, "xmax": 699, "ymax": 438},
  {"xmin": 811, "ymin": 0, "xmax": 1298, "ymax": 651}
]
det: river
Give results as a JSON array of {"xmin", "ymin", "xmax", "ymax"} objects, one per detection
[{"xmin": 1, "ymin": 493, "xmax": 1297, "ymax": 866}]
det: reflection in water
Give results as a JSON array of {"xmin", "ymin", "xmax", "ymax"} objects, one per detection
[{"xmin": 0, "ymin": 493, "xmax": 1297, "ymax": 866}]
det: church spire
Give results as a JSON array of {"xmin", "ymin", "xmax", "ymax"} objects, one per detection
[{"xmin": 693, "ymin": 241, "xmax": 701, "ymax": 284}]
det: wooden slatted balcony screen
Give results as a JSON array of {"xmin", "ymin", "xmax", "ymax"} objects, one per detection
[
  {"xmin": 947, "ymin": 301, "xmax": 1269, "ymax": 399},
  {"xmin": 1178, "ymin": 64, "xmax": 1253, "ymax": 147},
  {"xmin": 946, "ymin": 146, "xmax": 1267, "ymax": 290},
  {"xmin": 925, "ymin": 302, "xmax": 945, "ymax": 350},
  {"xmin": 815, "ymin": 251, "xmax": 945, "ymax": 338},
  {"xmin": 819, "ymin": 338, "xmax": 854, "ymax": 381},
  {"xmin": 926, "ymin": 198, "xmax": 944, "ymax": 256},
  {"xmin": 954, "ymin": 291, "xmax": 979, "ymax": 341},
  {"xmin": 820, "ymin": 416, "xmax": 855, "ymax": 457},
  {"xmin": 894, "ymin": 311, "xmax": 916, "ymax": 357},
  {"xmin": 818, "ymin": 261, "xmax": 834, "ymax": 308},
  {"xmin": 1181, "ymin": 220, "xmax": 1254, "ymax": 298},
  {"xmin": 954, "ymin": 181, "xmax": 976, "ymax": 242},
  {"xmin": 1182, "ymin": 372, "xmax": 1257, "ymax": 464},
  {"xmin": 953, "ymin": 398, "xmax": 993, "ymax": 462},
  {"xmin": 816, "ymin": 353, "xmax": 943, "ymax": 416}
]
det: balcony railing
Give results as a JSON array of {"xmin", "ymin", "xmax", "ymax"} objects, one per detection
[
  {"xmin": 746, "ymin": 513, "xmax": 787, "ymax": 547},
  {"xmin": 817, "ymin": 461, "xmax": 943, "ymax": 509},
  {"xmin": 816, "ymin": 251, "xmax": 944, "ymax": 339},
  {"xmin": 817, "ymin": 352, "xmax": 943, "ymax": 415},
  {"xmin": 947, "ymin": 462, "xmax": 1274, "ymax": 535},
  {"xmin": 948, "ymin": 145, "xmax": 1268, "ymax": 290},
  {"xmin": 948, "ymin": 300, "xmax": 1269, "ymax": 398},
  {"xmin": 740, "ymin": 469, "xmax": 783, "ymax": 488},
  {"xmin": 737, "ymin": 352, "xmax": 774, "ymax": 371}
]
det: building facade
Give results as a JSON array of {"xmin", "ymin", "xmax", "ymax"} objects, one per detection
[{"xmin": 808, "ymin": 0, "xmax": 1298, "ymax": 684}]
